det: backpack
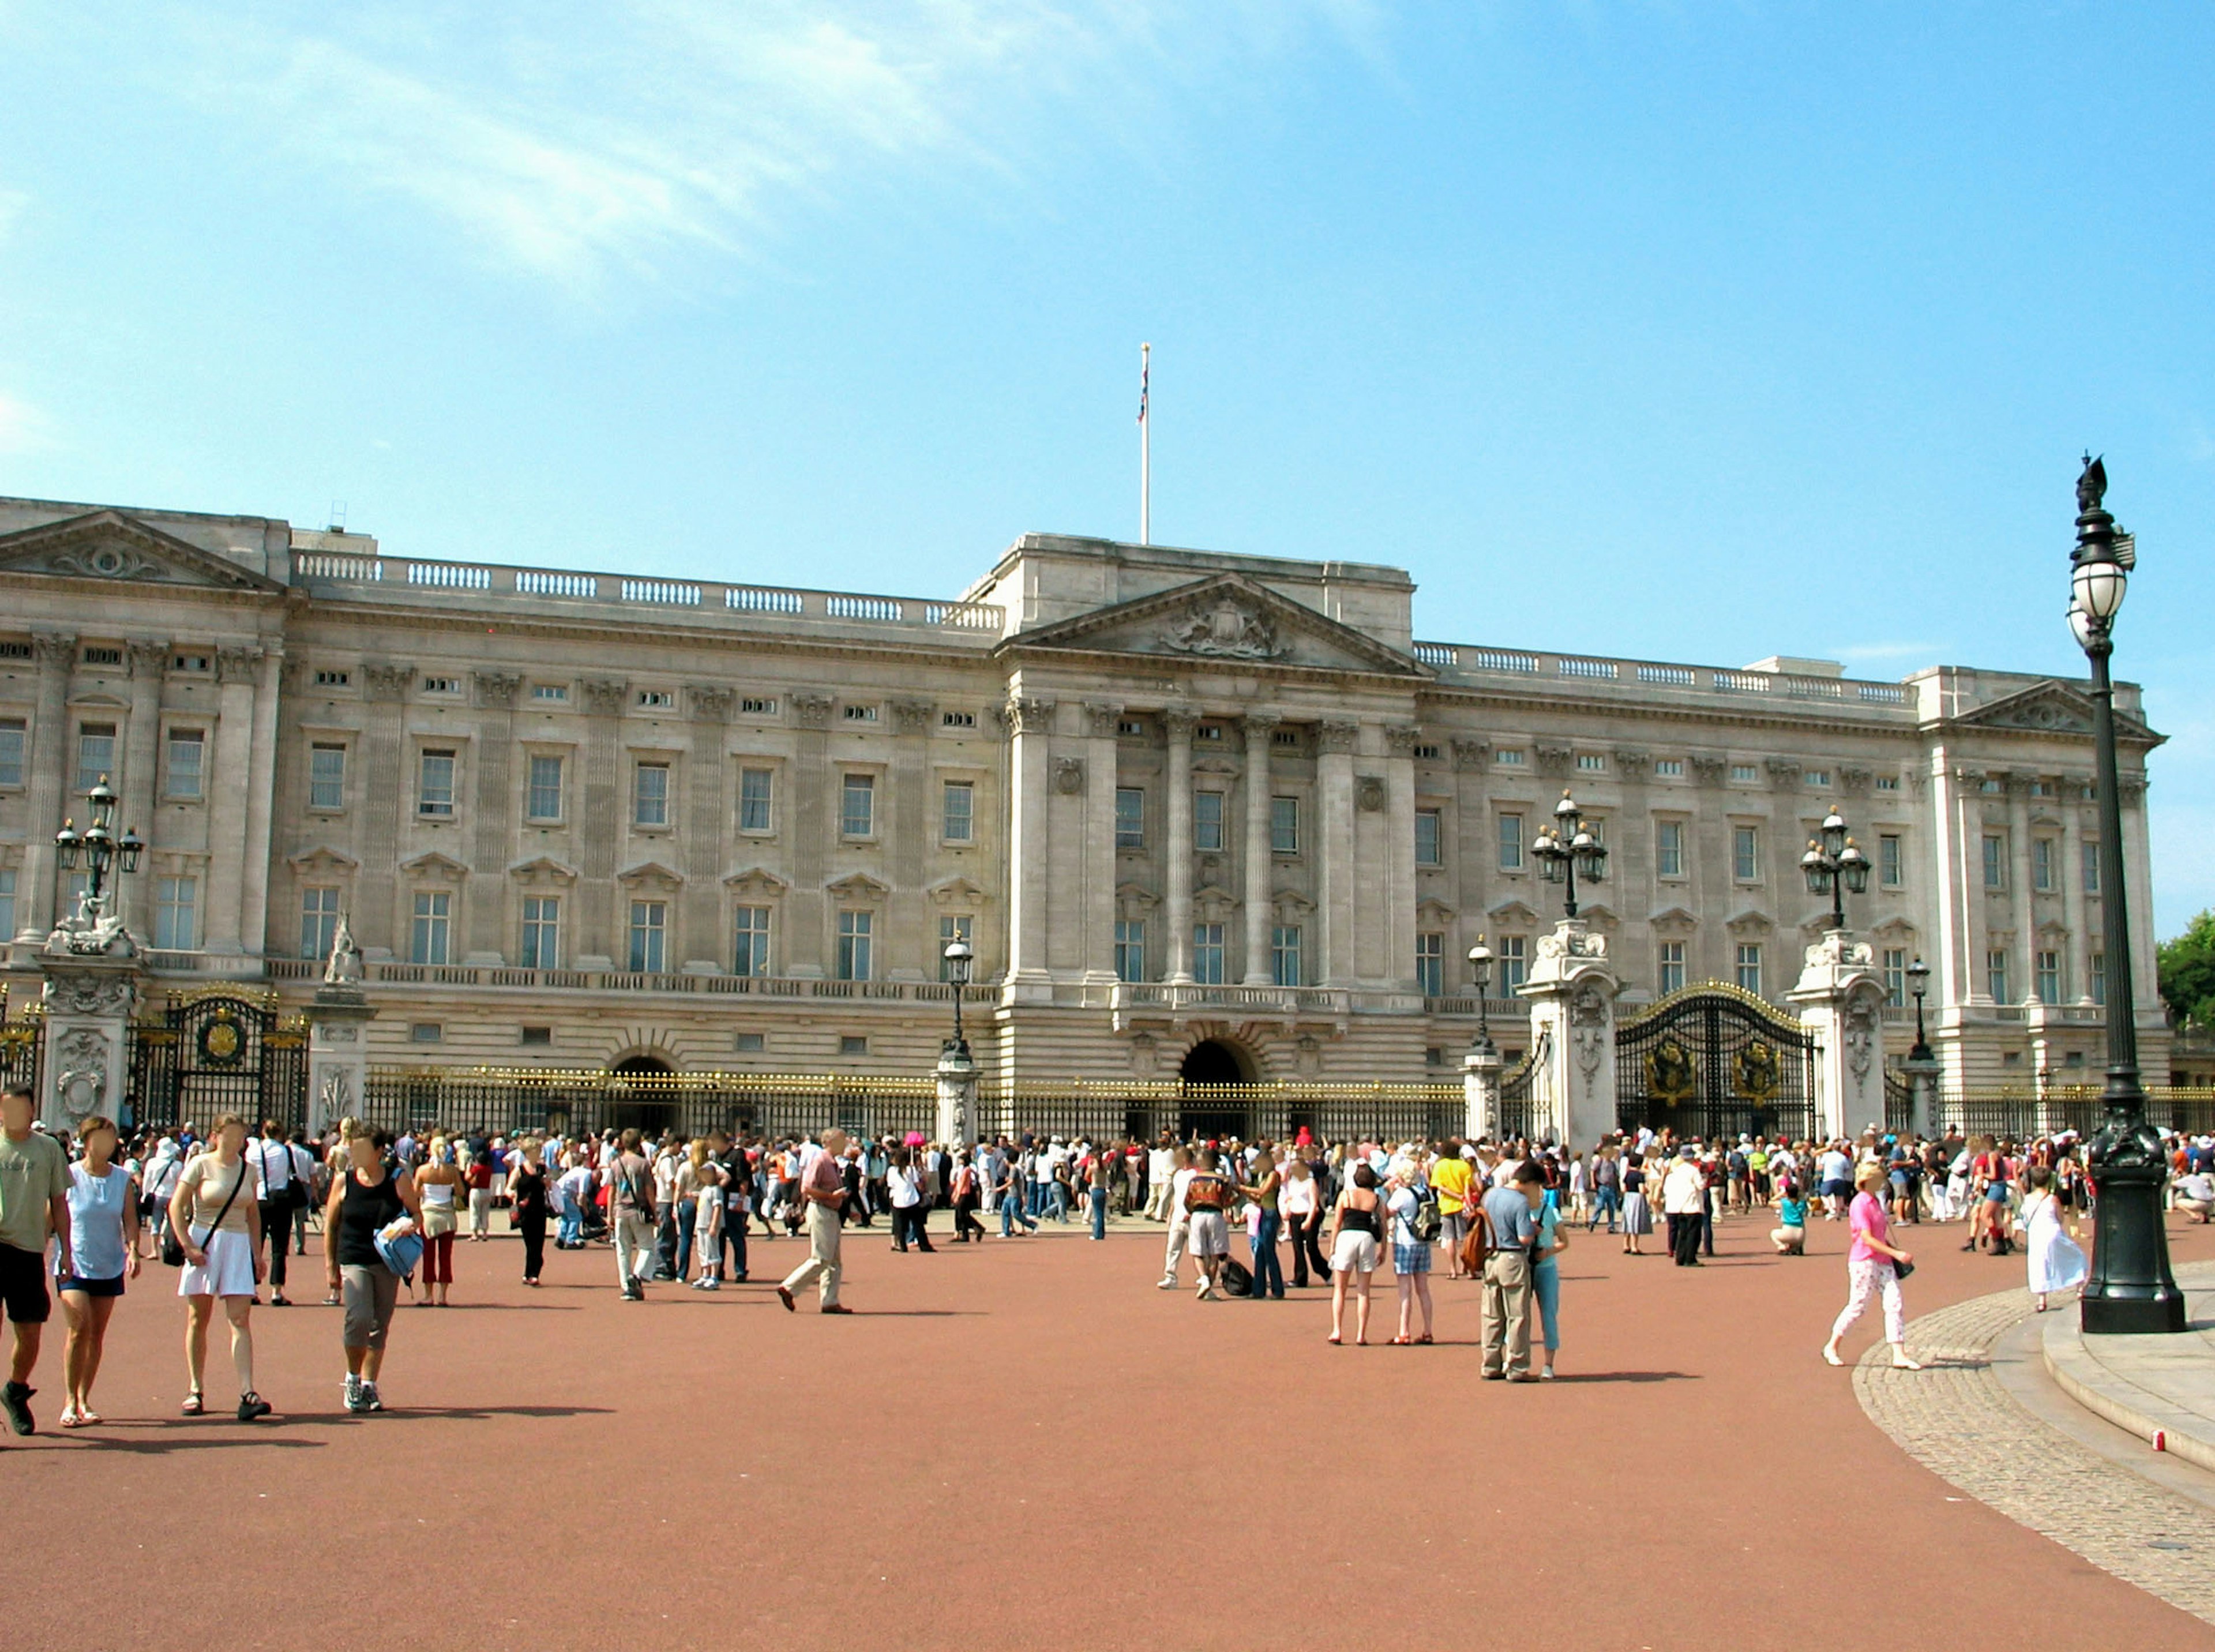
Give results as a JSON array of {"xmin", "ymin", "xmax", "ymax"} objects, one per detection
[
  {"xmin": 1219, "ymin": 1257, "xmax": 1254, "ymax": 1298},
  {"xmin": 1407, "ymin": 1183, "xmax": 1441, "ymax": 1244}
]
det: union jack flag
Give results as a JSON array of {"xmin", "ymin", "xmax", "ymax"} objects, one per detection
[{"xmin": 1137, "ymin": 355, "xmax": 1148, "ymax": 425}]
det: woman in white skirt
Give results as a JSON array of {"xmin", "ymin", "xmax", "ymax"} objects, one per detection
[
  {"xmin": 168, "ymin": 1114, "xmax": 271, "ymax": 1421},
  {"xmin": 1617, "ymin": 1153, "xmax": 1655, "ymax": 1256},
  {"xmin": 2018, "ymin": 1165, "xmax": 2088, "ymax": 1312}
]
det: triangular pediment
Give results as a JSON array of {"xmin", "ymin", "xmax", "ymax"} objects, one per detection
[
  {"xmin": 1951, "ymin": 679, "xmax": 2158, "ymax": 745},
  {"xmin": 926, "ymin": 875, "xmax": 988, "ymax": 907},
  {"xmin": 1486, "ymin": 899, "xmax": 1539, "ymax": 927},
  {"xmin": 400, "ymin": 850, "xmax": 469, "ymax": 880},
  {"xmin": 1649, "ymin": 904, "xmax": 1699, "ymax": 933},
  {"xmin": 508, "ymin": 854, "xmax": 579, "ymax": 884},
  {"xmin": 825, "ymin": 872, "xmax": 891, "ymax": 899},
  {"xmin": 287, "ymin": 844, "xmax": 360, "ymax": 874},
  {"xmin": 0, "ymin": 510, "xmax": 285, "ymax": 594},
  {"xmin": 722, "ymin": 866, "xmax": 790, "ymax": 896},
  {"xmin": 1725, "ymin": 907, "xmax": 1773, "ymax": 936},
  {"xmin": 617, "ymin": 858, "xmax": 684, "ymax": 887},
  {"xmin": 1000, "ymin": 573, "xmax": 1427, "ymax": 678}
]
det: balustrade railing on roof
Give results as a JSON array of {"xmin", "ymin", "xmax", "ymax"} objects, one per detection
[
  {"xmin": 291, "ymin": 551, "xmax": 1004, "ymax": 635},
  {"xmin": 1414, "ymin": 641, "xmax": 1913, "ymax": 710}
]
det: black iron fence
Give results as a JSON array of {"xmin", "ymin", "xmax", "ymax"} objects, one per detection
[
  {"xmin": 1615, "ymin": 984, "xmax": 1819, "ymax": 1145},
  {"xmin": 1938, "ymin": 1088, "xmax": 2215, "ymax": 1143}
]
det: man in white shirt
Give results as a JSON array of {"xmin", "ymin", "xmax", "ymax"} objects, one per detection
[
  {"xmin": 1661, "ymin": 1146, "xmax": 1707, "ymax": 1267},
  {"xmin": 1156, "ymin": 1149, "xmax": 1196, "ymax": 1289},
  {"xmin": 250, "ymin": 1120, "xmax": 302, "ymax": 1306},
  {"xmin": 1146, "ymin": 1139, "xmax": 1176, "ymax": 1221},
  {"xmin": 2174, "ymin": 1170, "xmax": 2215, "ymax": 1222}
]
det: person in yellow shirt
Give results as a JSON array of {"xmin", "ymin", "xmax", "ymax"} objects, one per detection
[{"xmin": 1430, "ymin": 1141, "xmax": 1475, "ymax": 1279}]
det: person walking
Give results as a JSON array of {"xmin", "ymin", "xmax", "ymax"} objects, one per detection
[
  {"xmin": 1822, "ymin": 1162, "xmax": 1922, "ymax": 1370},
  {"xmin": 1662, "ymin": 1145, "xmax": 1706, "ymax": 1267},
  {"xmin": 887, "ymin": 1147, "xmax": 936, "ymax": 1253},
  {"xmin": 1181, "ymin": 1148, "xmax": 1234, "ymax": 1301},
  {"xmin": 508, "ymin": 1138, "xmax": 549, "ymax": 1286},
  {"xmin": 1532, "ymin": 1184, "xmax": 1568, "ymax": 1379},
  {"xmin": 1587, "ymin": 1145, "xmax": 1621, "ymax": 1234},
  {"xmin": 1478, "ymin": 1161, "xmax": 1545, "ymax": 1381},
  {"xmin": 324, "ymin": 1126, "xmax": 423, "ymax": 1413},
  {"xmin": 412, "ymin": 1137, "xmax": 462, "ymax": 1307},
  {"xmin": 170, "ymin": 1114, "xmax": 270, "ymax": 1421},
  {"xmin": 1281, "ymin": 1157, "xmax": 1323, "ymax": 1288},
  {"xmin": 2019, "ymin": 1165, "xmax": 2088, "ymax": 1312},
  {"xmin": 0, "ymin": 1083, "xmax": 72, "ymax": 1437},
  {"xmin": 777, "ymin": 1127, "xmax": 853, "ymax": 1314},
  {"xmin": 55, "ymin": 1114, "xmax": 136, "ymax": 1427},
  {"xmin": 605, "ymin": 1129, "xmax": 658, "ymax": 1301},
  {"xmin": 1155, "ymin": 1146, "xmax": 1193, "ymax": 1288},
  {"xmin": 1086, "ymin": 1147, "xmax": 1112, "ymax": 1241},
  {"xmin": 949, "ymin": 1151, "xmax": 985, "ymax": 1243},
  {"xmin": 1618, "ymin": 1152, "xmax": 1654, "ymax": 1255},
  {"xmin": 249, "ymin": 1120, "xmax": 302, "ymax": 1306},
  {"xmin": 1385, "ymin": 1166, "xmax": 1434, "ymax": 1345},
  {"xmin": 997, "ymin": 1150, "xmax": 1037, "ymax": 1240},
  {"xmin": 1326, "ymin": 1162, "xmax": 1384, "ymax": 1345},
  {"xmin": 464, "ymin": 1145, "xmax": 495, "ymax": 1244},
  {"xmin": 1237, "ymin": 1148, "xmax": 1285, "ymax": 1300},
  {"xmin": 712, "ymin": 1133, "xmax": 752, "ymax": 1282}
]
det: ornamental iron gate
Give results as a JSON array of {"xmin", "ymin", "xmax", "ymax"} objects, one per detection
[
  {"xmin": 1614, "ymin": 985, "xmax": 1818, "ymax": 1144},
  {"xmin": 129, "ymin": 993, "xmax": 309, "ymax": 1133}
]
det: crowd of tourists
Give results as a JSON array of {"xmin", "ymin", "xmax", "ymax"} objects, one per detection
[{"xmin": 2, "ymin": 1081, "xmax": 2210, "ymax": 1432}]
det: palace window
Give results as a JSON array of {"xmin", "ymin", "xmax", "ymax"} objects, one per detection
[
  {"xmin": 1193, "ymin": 791, "xmax": 1225, "ymax": 852},
  {"xmin": 1114, "ymin": 920, "xmax": 1146, "ymax": 983},
  {"xmin": 2090, "ymin": 951, "xmax": 2106, "ymax": 1005},
  {"xmin": 418, "ymin": 750, "xmax": 456, "ymax": 818},
  {"xmin": 1415, "ymin": 809, "xmax": 1442, "ymax": 867},
  {"xmin": 1982, "ymin": 833, "xmax": 2006, "ymax": 889},
  {"xmin": 1655, "ymin": 759, "xmax": 1684, "ymax": 778},
  {"xmin": 531, "ymin": 684, "xmax": 568, "ymax": 703},
  {"xmin": 1655, "ymin": 819, "xmax": 1684, "ymax": 879},
  {"xmin": 633, "ymin": 762, "xmax": 670, "ymax": 827},
  {"xmin": 1497, "ymin": 812, "xmax": 1524, "ymax": 872},
  {"xmin": 941, "ymin": 780, "xmax": 974, "ymax": 843},
  {"xmin": 836, "ymin": 910, "xmax": 873, "ymax": 981},
  {"xmin": 153, "ymin": 876, "xmax": 197, "ymax": 951},
  {"xmin": 1115, "ymin": 788, "xmax": 1144, "ymax": 849},
  {"xmin": 1876, "ymin": 775, "xmax": 1900, "ymax": 792},
  {"xmin": 843, "ymin": 703, "xmax": 877, "ymax": 722},
  {"xmin": 637, "ymin": 689, "xmax": 674, "ymax": 709},
  {"xmin": 520, "ymin": 896, "xmax": 561, "ymax": 968},
  {"xmin": 1272, "ymin": 925, "xmax": 1302, "ymax": 988},
  {"xmin": 2036, "ymin": 949, "xmax": 2063, "ymax": 1005},
  {"xmin": 165, "ymin": 729, "xmax": 204, "ymax": 799},
  {"xmin": 1658, "ymin": 941, "xmax": 1685, "ymax": 996},
  {"xmin": 301, "ymin": 887, "xmax": 340, "ymax": 961},
  {"xmin": 2081, "ymin": 840, "xmax": 2100, "ymax": 895},
  {"xmin": 1192, "ymin": 923, "xmax": 1226, "ymax": 985},
  {"xmin": 0, "ymin": 868, "xmax": 21, "ymax": 938},
  {"xmin": 1499, "ymin": 936, "xmax": 1527, "ymax": 993},
  {"xmin": 1576, "ymin": 753, "xmax": 1605, "ymax": 772},
  {"xmin": 1416, "ymin": 932, "xmax": 1444, "ymax": 997},
  {"xmin": 840, "ymin": 774, "xmax": 874, "ymax": 838},
  {"xmin": 411, "ymin": 892, "xmax": 450, "ymax": 965},
  {"xmin": 0, "ymin": 720, "xmax": 22, "ymax": 789},
  {"xmin": 1271, "ymin": 796, "xmax": 1299, "ymax": 855},
  {"xmin": 941, "ymin": 709, "xmax": 976, "ymax": 729},
  {"xmin": 1882, "ymin": 947, "xmax": 1906, "ymax": 1007},
  {"xmin": 1495, "ymin": 749, "xmax": 1525, "ymax": 767},
  {"xmin": 309, "ymin": 744, "xmax": 346, "ymax": 810},
  {"xmin": 740, "ymin": 697, "xmax": 778, "ymax": 716},
  {"xmin": 526, "ymin": 755, "xmax": 564, "ymax": 821},
  {"xmin": 1985, "ymin": 948, "xmax": 2010, "ymax": 1003},
  {"xmin": 629, "ymin": 900, "xmax": 667, "ymax": 974},
  {"xmin": 2033, "ymin": 837, "xmax": 2058, "ymax": 892},
  {"xmin": 939, "ymin": 914, "xmax": 974, "ymax": 981},
  {"xmin": 734, "ymin": 906, "xmax": 771, "ymax": 977},
  {"xmin": 739, "ymin": 768, "xmax": 774, "ymax": 833},
  {"xmin": 76, "ymin": 724, "xmax": 115, "ymax": 792},
  {"xmin": 1736, "ymin": 943, "xmax": 1762, "ymax": 996},
  {"xmin": 1879, "ymin": 833, "xmax": 1903, "ymax": 888},
  {"xmin": 1729, "ymin": 764, "xmax": 1759, "ymax": 784},
  {"xmin": 1732, "ymin": 825, "xmax": 1759, "ymax": 882}
]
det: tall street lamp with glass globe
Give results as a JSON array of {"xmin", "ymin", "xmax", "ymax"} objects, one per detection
[
  {"xmin": 1799, "ymin": 807, "xmax": 1871, "ymax": 933},
  {"xmin": 2066, "ymin": 455, "xmax": 2184, "ymax": 1335},
  {"xmin": 941, "ymin": 936, "xmax": 973, "ymax": 1061},
  {"xmin": 1530, "ymin": 790, "xmax": 1608, "ymax": 919},
  {"xmin": 1905, "ymin": 956, "xmax": 1933, "ymax": 1064},
  {"xmin": 1466, "ymin": 936, "xmax": 1496, "ymax": 1058}
]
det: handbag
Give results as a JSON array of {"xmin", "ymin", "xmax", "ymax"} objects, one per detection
[
  {"xmin": 167, "ymin": 1154, "xmax": 250, "ymax": 1270},
  {"xmin": 1891, "ymin": 1256, "xmax": 1916, "ymax": 1281}
]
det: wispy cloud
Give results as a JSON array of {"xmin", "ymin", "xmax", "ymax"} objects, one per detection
[
  {"xmin": 0, "ymin": 389, "xmax": 53, "ymax": 455},
  {"xmin": 147, "ymin": 2, "xmax": 1380, "ymax": 294}
]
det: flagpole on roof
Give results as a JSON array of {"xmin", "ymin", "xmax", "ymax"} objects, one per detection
[{"xmin": 1138, "ymin": 341, "xmax": 1151, "ymax": 546}]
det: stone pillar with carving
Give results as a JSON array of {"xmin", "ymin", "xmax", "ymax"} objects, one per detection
[
  {"xmin": 887, "ymin": 699, "xmax": 934, "ymax": 979},
  {"xmin": 1241, "ymin": 712, "xmax": 1278, "ymax": 984},
  {"xmin": 1788, "ymin": 930, "xmax": 1887, "ymax": 1141},
  {"xmin": 1162, "ymin": 707, "xmax": 1196, "ymax": 983},
  {"xmin": 1316, "ymin": 719, "xmax": 1357, "ymax": 988},
  {"xmin": 238, "ymin": 645, "xmax": 284, "ymax": 962},
  {"xmin": 1463, "ymin": 1041, "xmax": 1502, "ymax": 1142},
  {"xmin": 468, "ymin": 670, "xmax": 524, "ymax": 963},
  {"xmin": 201, "ymin": 644, "xmax": 265, "ymax": 954},
  {"xmin": 1004, "ymin": 694, "xmax": 1056, "ymax": 997},
  {"xmin": 306, "ymin": 979, "xmax": 378, "ymax": 1136},
  {"xmin": 17, "ymin": 631, "xmax": 77, "ymax": 943},
  {"xmin": 355, "ymin": 663, "xmax": 414, "ymax": 958},
  {"xmin": 782, "ymin": 691, "xmax": 830, "ymax": 977},
  {"xmin": 1384, "ymin": 724, "xmax": 1420, "ymax": 990},
  {"xmin": 1082, "ymin": 703, "xmax": 1122, "ymax": 981},
  {"xmin": 1518, "ymin": 919, "xmax": 1620, "ymax": 1149},
  {"xmin": 40, "ymin": 955, "xmax": 140, "ymax": 1133},
  {"xmin": 935, "ymin": 1042, "xmax": 978, "ymax": 1148},
  {"xmin": 119, "ymin": 640, "xmax": 168, "ymax": 903},
  {"xmin": 2060, "ymin": 768, "xmax": 2090, "ymax": 1003},
  {"xmin": 682, "ymin": 686, "xmax": 735, "ymax": 970}
]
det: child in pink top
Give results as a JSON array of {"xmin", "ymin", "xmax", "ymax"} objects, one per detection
[{"xmin": 1824, "ymin": 1163, "xmax": 1921, "ymax": 1370}]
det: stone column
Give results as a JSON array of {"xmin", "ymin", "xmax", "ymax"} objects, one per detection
[
  {"xmin": 1162, "ymin": 707, "xmax": 1196, "ymax": 983},
  {"xmin": 354, "ymin": 663, "xmax": 412, "ymax": 958},
  {"xmin": 238, "ymin": 647, "xmax": 284, "ymax": 962},
  {"xmin": 119, "ymin": 638, "xmax": 168, "ymax": 863},
  {"xmin": 784, "ymin": 692, "xmax": 831, "ymax": 978},
  {"xmin": 1788, "ymin": 930, "xmax": 1887, "ymax": 1140},
  {"xmin": 684, "ymin": 686, "xmax": 734, "ymax": 971},
  {"xmin": 1948, "ymin": 766, "xmax": 1991, "ymax": 1004},
  {"xmin": 1241, "ymin": 712, "xmax": 1278, "ymax": 985},
  {"xmin": 887, "ymin": 699, "xmax": 933, "ymax": 979},
  {"xmin": 2060, "ymin": 772, "xmax": 2090, "ymax": 1001},
  {"xmin": 576, "ymin": 678, "xmax": 629, "ymax": 969},
  {"xmin": 1083, "ymin": 703, "xmax": 1122, "ymax": 981},
  {"xmin": 1316, "ymin": 719, "xmax": 1358, "ymax": 988},
  {"xmin": 935, "ymin": 1043, "xmax": 979, "ymax": 1147},
  {"xmin": 465, "ymin": 670, "xmax": 523, "ymax": 963},
  {"xmin": 1518, "ymin": 919, "xmax": 1620, "ymax": 1149},
  {"xmin": 202, "ymin": 645, "xmax": 264, "ymax": 955},
  {"xmin": 1385, "ymin": 724, "xmax": 1420, "ymax": 990},
  {"xmin": 2006, "ymin": 771, "xmax": 2035, "ymax": 1005},
  {"xmin": 1003, "ymin": 694, "xmax": 1056, "ymax": 996},
  {"xmin": 17, "ymin": 631, "xmax": 77, "ymax": 941},
  {"xmin": 1903, "ymin": 1052, "xmax": 1940, "ymax": 1142},
  {"xmin": 39, "ymin": 954, "xmax": 140, "ymax": 1133},
  {"xmin": 1463, "ymin": 1042, "xmax": 1502, "ymax": 1142},
  {"xmin": 306, "ymin": 982, "xmax": 378, "ymax": 1136}
]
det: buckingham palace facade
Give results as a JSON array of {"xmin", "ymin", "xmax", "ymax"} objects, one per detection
[{"xmin": 0, "ymin": 492, "xmax": 2170, "ymax": 1098}]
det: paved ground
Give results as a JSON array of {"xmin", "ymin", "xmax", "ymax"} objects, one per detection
[
  {"xmin": 10, "ymin": 1206, "xmax": 2215, "ymax": 1651},
  {"xmin": 2043, "ymin": 1262, "xmax": 2215, "ymax": 1474}
]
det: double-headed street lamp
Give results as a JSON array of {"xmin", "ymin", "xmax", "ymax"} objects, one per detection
[
  {"xmin": 1905, "ymin": 955, "xmax": 1933, "ymax": 1064},
  {"xmin": 2066, "ymin": 455, "xmax": 2183, "ymax": 1334},
  {"xmin": 941, "ymin": 936, "xmax": 973, "ymax": 1062},
  {"xmin": 1799, "ymin": 807, "xmax": 1871, "ymax": 933},
  {"xmin": 54, "ymin": 775, "xmax": 144, "ymax": 926},
  {"xmin": 1466, "ymin": 935, "xmax": 1496, "ymax": 1058},
  {"xmin": 1531, "ymin": 790, "xmax": 1608, "ymax": 919}
]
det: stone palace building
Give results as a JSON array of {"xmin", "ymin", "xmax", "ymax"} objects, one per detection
[{"xmin": 0, "ymin": 491, "xmax": 2170, "ymax": 1099}]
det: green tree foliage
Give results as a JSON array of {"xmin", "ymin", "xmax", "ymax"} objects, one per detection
[{"xmin": 2158, "ymin": 909, "xmax": 2215, "ymax": 1027}]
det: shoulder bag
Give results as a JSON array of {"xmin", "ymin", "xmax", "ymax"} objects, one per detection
[{"xmin": 167, "ymin": 1155, "xmax": 250, "ymax": 1270}]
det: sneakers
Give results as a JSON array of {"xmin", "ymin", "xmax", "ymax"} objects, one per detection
[
  {"xmin": 1156, "ymin": 1276, "xmax": 1178, "ymax": 1290},
  {"xmin": 360, "ymin": 1381, "xmax": 384, "ymax": 1413},
  {"xmin": 343, "ymin": 1373, "xmax": 365, "ymax": 1413},
  {"xmin": 236, "ymin": 1392, "xmax": 272, "ymax": 1422},
  {"xmin": 0, "ymin": 1381, "xmax": 33, "ymax": 1436},
  {"xmin": 620, "ymin": 1287, "xmax": 644, "ymax": 1301}
]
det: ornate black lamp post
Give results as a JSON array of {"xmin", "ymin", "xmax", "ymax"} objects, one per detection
[
  {"xmin": 1466, "ymin": 936, "xmax": 1496, "ymax": 1058},
  {"xmin": 1799, "ymin": 808, "xmax": 1871, "ymax": 933},
  {"xmin": 2067, "ymin": 456, "xmax": 2184, "ymax": 1335},
  {"xmin": 941, "ymin": 936, "xmax": 973, "ymax": 1061},
  {"xmin": 1905, "ymin": 956, "xmax": 1933, "ymax": 1064},
  {"xmin": 53, "ymin": 776, "xmax": 144, "ymax": 925},
  {"xmin": 1530, "ymin": 790, "xmax": 1608, "ymax": 919}
]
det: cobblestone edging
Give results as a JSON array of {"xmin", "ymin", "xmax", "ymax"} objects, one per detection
[
  {"xmin": 2040, "ymin": 1263, "xmax": 2215, "ymax": 1477},
  {"xmin": 1854, "ymin": 1288, "xmax": 2215, "ymax": 1625}
]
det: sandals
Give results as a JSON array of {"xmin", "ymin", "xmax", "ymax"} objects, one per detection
[
  {"xmin": 1327, "ymin": 1333, "xmax": 1342, "ymax": 1345},
  {"xmin": 58, "ymin": 1404, "xmax": 82, "ymax": 1429},
  {"xmin": 1416, "ymin": 1333, "xmax": 1433, "ymax": 1345},
  {"xmin": 181, "ymin": 1390, "xmax": 204, "ymax": 1416},
  {"xmin": 1390, "ymin": 1335, "xmax": 1413, "ymax": 1346}
]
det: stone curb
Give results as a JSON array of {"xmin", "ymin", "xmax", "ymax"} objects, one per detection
[{"xmin": 2042, "ymin": 1265, "xmax": 2215, "ymax": 1478}]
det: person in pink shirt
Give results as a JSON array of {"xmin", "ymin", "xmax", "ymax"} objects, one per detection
[{"xmin": 1823, "ymin": 1161, "xmax": 1922, "ymax": 1370}]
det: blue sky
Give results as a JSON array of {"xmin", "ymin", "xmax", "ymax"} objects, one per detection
[{"xmin": 2, "ymin": 2, "xmax": 2210, "ymax": 930}]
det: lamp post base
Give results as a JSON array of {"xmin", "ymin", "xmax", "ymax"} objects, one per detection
[
  {"xmin": 2079, "ymin": 1154, "xmax": 2188, "ymax": 1336},
  {"xmin": 2080, "ymin": 1290, "xmax": 2190, "ymax": 1336}
]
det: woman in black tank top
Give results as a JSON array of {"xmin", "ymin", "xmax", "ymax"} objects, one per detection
[{"xmin": 322, "ymin": 1131, "xmax": 422, "ymax": 1414}]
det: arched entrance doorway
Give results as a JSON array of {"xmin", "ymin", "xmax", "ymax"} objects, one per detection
[
  {"xmin": 610, "ymin": 1054, "xmax": 675, "ymax": 1137},
  {"xmin": 1179, "ymin": 1039, "xmax": 1252, "ymax": 1142}
]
